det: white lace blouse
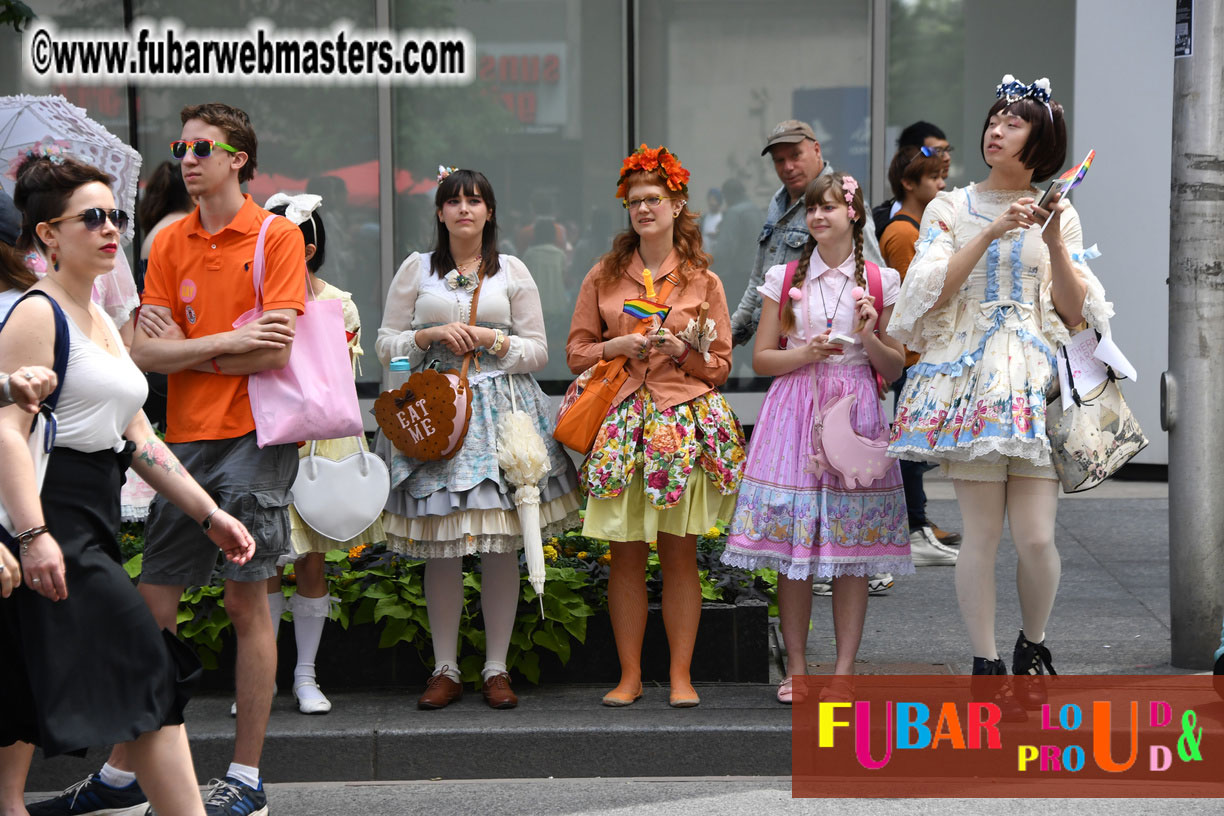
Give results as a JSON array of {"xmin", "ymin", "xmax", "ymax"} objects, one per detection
[{"xmin": 375, "ymin": 252, "xmax": 549, "ymax": 374}]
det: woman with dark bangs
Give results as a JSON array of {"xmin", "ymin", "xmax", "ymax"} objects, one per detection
[
  {"xmin": 376, "ymin": 168, "xmax": 580, "ymax": 711},
  {"xmin": 566, "ymin": 146, "xmax": 745, "ymax": 708},
  {"xmin": 888, "ymin": 76, "xmax": 1114, "ymax": 716}
]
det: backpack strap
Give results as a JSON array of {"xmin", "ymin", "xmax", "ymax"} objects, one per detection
[
  {"xmin": 777, "ymin": 259, "xmax": 800, "ymax": 349},
  {"xmin": 864, "ymin": 261, "xmax": 884, "ymax": 331},
  {"xmin": 889, "ymin": 213, "xmax": 920, "ymax": 231},
  {"xmin": 0, "ymin": 290, "xmax": 70, "ymax": 411}
]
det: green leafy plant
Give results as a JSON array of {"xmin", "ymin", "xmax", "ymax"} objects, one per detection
[{"xmin": 121, "ymin": 520, "xmax": 777, "ymax": 685}]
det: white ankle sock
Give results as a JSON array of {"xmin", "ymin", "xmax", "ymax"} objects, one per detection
[
  {"xmin": 226, "ymin": 762, "xmax": 260, "ymax": 789},
  {"xmin": 482, "ymin": 661, "xmax": 508, "ymax": 682},
  {"xmin": 99, "ymin": 762, "xmax": 136, "ymax": 789}
]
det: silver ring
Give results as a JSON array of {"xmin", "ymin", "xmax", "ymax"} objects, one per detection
[
  {"xmin": 32, "ymin": 577, "xmax": 41, "ymax": 584},
  {"xmin": 0, "ymin": 563, "xmax": 5, "ymax": 573},
  {"xmin": 23, "ymin": 372, "xmax": 35, "ymax": 380}
]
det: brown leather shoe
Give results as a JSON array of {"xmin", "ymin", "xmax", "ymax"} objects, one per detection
[
  {"xmin": 930, "ymin": 522, "xmax": 962, "ymax": 546},
  {"xmin": 481, "ymin": 672, "xmax": 518, "ymax": 709},
  {"xmin": 418, "ymin": 672, "xmax": 463, "ymax": 710}
]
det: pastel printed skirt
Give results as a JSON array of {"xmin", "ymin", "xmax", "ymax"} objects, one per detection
[
  {"xmin": 581, "ymin": 386, "xmax": 745, "ymax": 543},
  {"xmin": 723, "ymin": 363, "xmax": 913, "ymax": 580}
]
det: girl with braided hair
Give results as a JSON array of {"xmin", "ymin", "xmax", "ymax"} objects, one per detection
[{"xmin": 723, "ymin": 171, "xmax": 911, "ymax": 704}]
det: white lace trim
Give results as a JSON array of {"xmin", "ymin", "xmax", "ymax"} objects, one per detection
[
  {"xmin": 889, "ymin": 435, "xmax": 1052, "ymax": 465},
  {"xmin": 386, "ymin": 515, "xmax": 576, "ymax": 560},
  {"xmin": 720, "ymin": 551, "xmax": 916, "ymax": 581}
]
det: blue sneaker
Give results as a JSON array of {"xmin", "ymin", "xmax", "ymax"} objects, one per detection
[
  {"xmin": 26, "ymin": 773, "xmax": 147, "ymax": 815},
  {"xmin": 203, "ymin": 777, "xmax": 267, "ymax": 816}
]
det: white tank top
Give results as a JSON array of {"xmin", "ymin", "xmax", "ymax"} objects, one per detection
[{"xmin": 54, "ymin": 306, "xmax": 148, "ymax": 453}]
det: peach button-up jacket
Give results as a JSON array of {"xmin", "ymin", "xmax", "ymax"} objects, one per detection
[{"xmin": 565, "ymin": 248, "xmax": 732, "ymax": 411}]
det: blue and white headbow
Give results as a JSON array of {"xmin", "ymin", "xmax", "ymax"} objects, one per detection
[
  {"xmin": 263, "ymin": 192, "xmax": 322, "ymax": 229},
  {"xmin": 996, "ymin": 74, "xmax": 1054, "ymax": 122}
]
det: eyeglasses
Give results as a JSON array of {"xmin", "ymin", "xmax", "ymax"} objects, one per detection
[
  {"xmin": 622, "ymin": 195, "xmax": 673, "ymax": 210},
  {"xmin": 170, "ymin": 139, "xmax": 238, "ymax": 160},
  {"xmin": 45, "ymin": 207, "xmax": 129, "ymax": 232}
]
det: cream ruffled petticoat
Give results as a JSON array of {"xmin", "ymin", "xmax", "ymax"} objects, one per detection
[{"xmin": 375, "ymin": 358, "xmax": 581, "ymax": 560}]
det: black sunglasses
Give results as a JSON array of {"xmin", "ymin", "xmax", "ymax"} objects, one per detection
[{"xmin": 45, "ymin": 207, "xmax": 129, "ymax": 232}]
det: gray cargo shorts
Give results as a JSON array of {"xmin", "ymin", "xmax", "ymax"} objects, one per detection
[{"xmin": 141, "ymin": 432, "xmax": 298, "ymax": 586}]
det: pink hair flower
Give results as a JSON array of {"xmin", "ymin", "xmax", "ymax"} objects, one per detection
[
  {"xmin": 851, "ymin": 286, "xmax": 864, "ymax": 301},
  {"xmin": 788, "ymin": 286, "xmax": 802, "ymax": 301}
]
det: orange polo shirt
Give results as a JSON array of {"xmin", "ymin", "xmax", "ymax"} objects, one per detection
[
  {"xmin": 143, "ymin": 195, "xmax": 306, "ymax": 443},
  {"xmin": 566, "ymin": 249, "xmax": 732, "ymax": 411}
]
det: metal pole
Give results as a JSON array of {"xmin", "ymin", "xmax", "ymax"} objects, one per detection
[{"xmin": 1164, "ymin": 0, "xmax": 1224, "ymax": 669}]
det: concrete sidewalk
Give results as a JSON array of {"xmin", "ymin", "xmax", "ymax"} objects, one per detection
[{"xmin": 29, "ymin": 484, "xmax": 1202, "ymax": 793}]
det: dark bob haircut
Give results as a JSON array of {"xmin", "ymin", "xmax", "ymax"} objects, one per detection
[{"xmin": 980, "ymin": 97, "xmax": 1067, "ymax": 183}]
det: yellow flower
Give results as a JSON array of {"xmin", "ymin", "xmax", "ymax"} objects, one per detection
[
  {"xmin": 542, "ymin": 544, "xmax": 559, "ymax": 562},
  {"xmin": 598, "ymin": 553, "xmax": 612, "ymax": 566},
  {"xmin": 706, "ymin": 527, "xmax": 721, "ymax": 538},
  {"xmin": 648, "ymin": 541, "xmax": 657, "ymax": 551},
  {"xmin": 577, "ymin": 551, "xmax": 588, "ymax": 559},
  {"xmin": 347, "ymin": 544, "xmax": 368, "ymax": 560}
]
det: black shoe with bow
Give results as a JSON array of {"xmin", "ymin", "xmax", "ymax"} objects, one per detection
[{"xmin": 1011, "ymin": 629, "xmax": 1057, "ymax": 709}]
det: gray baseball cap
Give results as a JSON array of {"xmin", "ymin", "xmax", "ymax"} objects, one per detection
[
  {"xmin": 762, "ymin": 119, "xmax": 817, "ymax": 155},
  {"xmin": 0, "ymin": 191, "xmax": 19, "ymax": 247}
]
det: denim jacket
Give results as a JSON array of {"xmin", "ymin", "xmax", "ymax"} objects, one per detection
[{"xmin": 729, "ymin": 162, "xmax": 884, "ymax": 345}]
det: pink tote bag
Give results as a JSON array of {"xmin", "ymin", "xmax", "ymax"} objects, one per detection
[{"xmin": 234, "ymin": 215, "xmax": 364, "ymax": 448}]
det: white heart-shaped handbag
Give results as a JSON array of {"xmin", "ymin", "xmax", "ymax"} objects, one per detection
[{"xmin": 290, "ymin": 441, "xmax": 391, "ymax": 542}]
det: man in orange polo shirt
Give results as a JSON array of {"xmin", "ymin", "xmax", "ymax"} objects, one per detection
[{"xmin": 33, "ymin": 103, "xmax": 304, "ymax": 816}]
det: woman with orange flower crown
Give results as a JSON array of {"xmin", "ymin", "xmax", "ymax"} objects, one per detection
[{"xmin": 566, "ymin": 145, "xmax": 745, "ymax": 708}]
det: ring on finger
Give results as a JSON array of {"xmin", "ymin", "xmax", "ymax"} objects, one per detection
[
  {"xmin": 32, "ymin": 577, "xmax": 41, "ymax": 584},
  {"xmin": 23, "ymin": 372, "xmax": 36, "ymax": 380}
]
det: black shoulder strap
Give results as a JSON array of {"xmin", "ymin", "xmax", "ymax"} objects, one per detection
[
  {"xmin": 0, "ymin": 290, "xmax": 71, "ymax": 411},
  {"xmin": 890, "ymin": 213, "xmax": 921, "ymax": 230}
]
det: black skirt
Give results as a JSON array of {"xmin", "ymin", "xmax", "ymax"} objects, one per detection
[{"xmin": 0, "ymin": 447, "xmax": 200, "ymax": 758}]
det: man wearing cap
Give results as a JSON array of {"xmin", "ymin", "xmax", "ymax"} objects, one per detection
[{"xmin": 729, "ymin": 119, "xmax": 885, "ymax": 347}]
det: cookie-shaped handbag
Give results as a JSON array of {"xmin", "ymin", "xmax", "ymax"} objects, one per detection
[{"xmin": 375, "ymin": 365, "xmax": 472, "ymax": 461}]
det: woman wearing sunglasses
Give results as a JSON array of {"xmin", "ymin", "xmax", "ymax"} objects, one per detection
[
  {"xmin": 565, "ymin": 145, "xmax": 745, "ymax": 708},
  {"xmin": 0, "ymin": 154, "xmax": 257, "ymax": 816}
]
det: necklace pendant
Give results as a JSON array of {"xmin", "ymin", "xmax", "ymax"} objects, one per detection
[{"xmin": 826, "ymin": 319, "xmax": 833, "ymax": 329}]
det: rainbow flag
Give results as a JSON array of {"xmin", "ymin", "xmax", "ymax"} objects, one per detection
[
  {"xmin": 1057, "ymin": 149, "xmax": 1094, "ymax": 193},
  {"xmin": 623, "ymin": 298, "xmax": 671, "ymax": 322}
]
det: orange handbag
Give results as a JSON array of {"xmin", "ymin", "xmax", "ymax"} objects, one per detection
[{"xmin": 554, "ymin": 277, "xmax": 677, "ymax": 454}]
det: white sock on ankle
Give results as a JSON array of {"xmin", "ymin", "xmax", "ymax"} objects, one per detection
[
  {"xmin": 99, "ymin": 762, "xmax": 136, "ymax": 789},
  {"xmin": 226, "ymin": 762, "xmax": 260, "ymax": 789},
  {"xmin": 482, "ymin": 661, "xmax": 508, "ymax": 682}
]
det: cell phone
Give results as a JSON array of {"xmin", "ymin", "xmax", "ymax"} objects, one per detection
[
  {"xmin": 826, "ymin": 332, "xmax": 859, "ymax": 346},
  {"xmin": 1036, "ymin": 180, "xmax": 1064, "ymax": 211}
]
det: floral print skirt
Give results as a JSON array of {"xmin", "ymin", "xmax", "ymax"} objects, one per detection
[
  {"xmin": 580, "ymin": 386, "xmax": 745, "ymax": 543},
  {"xmin": 722, "ymin": 363, "xmax": 913, "ymax": 581}
]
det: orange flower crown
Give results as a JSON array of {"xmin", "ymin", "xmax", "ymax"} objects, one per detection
[{"xmin": 615, "ymin": 144, "xmax": 690, "ymax": 199}]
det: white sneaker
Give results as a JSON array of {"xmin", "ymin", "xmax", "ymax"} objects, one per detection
[
  {"xmin": 293, "ymin": 677, "xmax": 332, "ymax": 714},
  {"xmin": 909, "ymin": 527, "xmax": 958, "ymax": 566},
  {"xmin": 867, "ymin": 573, "xmax": 894, "ymax": 594}
]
